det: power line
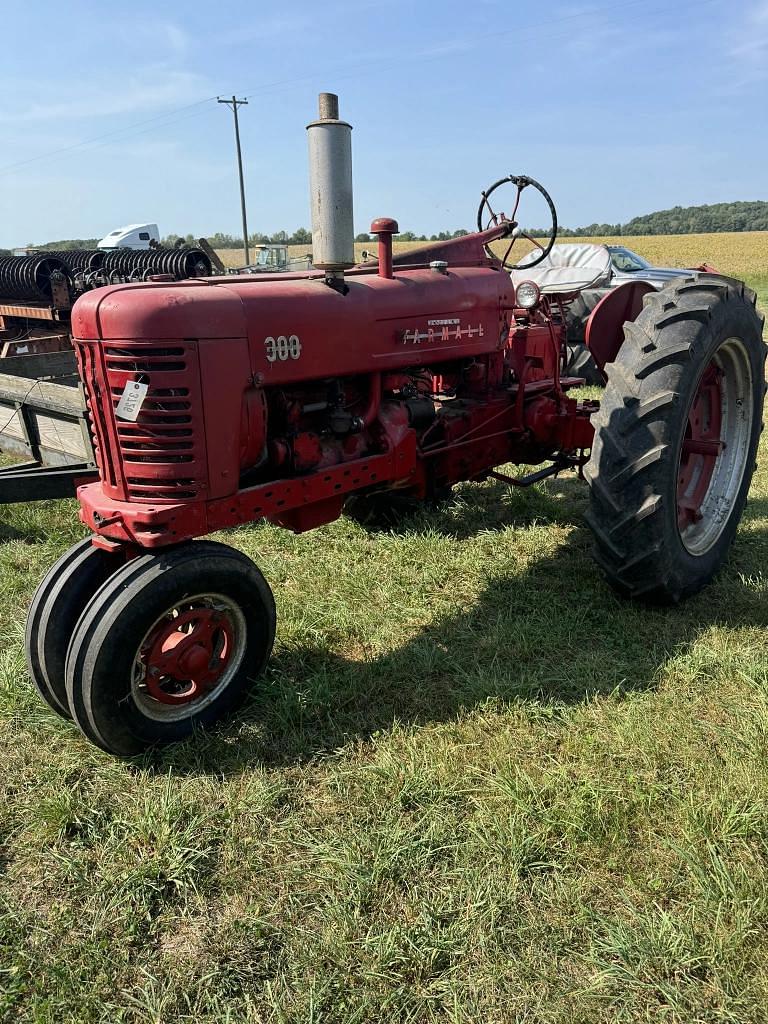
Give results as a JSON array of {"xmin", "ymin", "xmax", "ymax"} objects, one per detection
[
  {"xmin": 0, "ymin": 97, "xmax": 216, "ymax": 175},
  {"xmin": 217, "ymin": 96, "xmax": 250, "ymax": 265}
]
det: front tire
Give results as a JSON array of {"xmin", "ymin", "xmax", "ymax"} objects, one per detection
[
  {"xmin": 585, "ymin": 275, "xmax": 766, "ymax": 603},
  {"xmin": 25, "ymin": 538, "xmax": 123, "ymax": 718},
  {"xmin": 65, "ymin": 541, "xmax": 276, "ymax": 756}
]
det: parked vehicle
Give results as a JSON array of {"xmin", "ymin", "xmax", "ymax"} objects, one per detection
[
  {"xmin": 518, "ymin": 243, "xmax": 713, "ymax": 383},
  {"xmin": 97, "ymin": 223, "xmax": 160, "ymax": 250},
  {"xmin": 607, "ymin": 245, "xmax": 698, "ymax": 287}
]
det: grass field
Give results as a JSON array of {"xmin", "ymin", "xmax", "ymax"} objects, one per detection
[{"xmin": 0, "ymin": 244, "xmax": 766, "ymax": 1021}]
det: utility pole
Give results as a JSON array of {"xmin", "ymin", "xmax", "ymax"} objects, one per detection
[{"xmin": 218, "ymin": 95, "xmax": 250, "ymax": 265}]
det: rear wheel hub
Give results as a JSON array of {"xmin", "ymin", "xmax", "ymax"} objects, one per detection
[{"xmin": 676, "ymin": 337, "xmax": 755, "ymax": 556}]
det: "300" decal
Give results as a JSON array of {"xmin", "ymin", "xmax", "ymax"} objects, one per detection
[{"xmin": 265, "ymin": 334, "xmax": 302, "ymax": 362}]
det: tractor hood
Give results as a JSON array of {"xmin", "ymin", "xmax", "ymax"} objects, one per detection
[{"xmin": 71, "ymin": 279, "xmax": 250, "ymax": 340}]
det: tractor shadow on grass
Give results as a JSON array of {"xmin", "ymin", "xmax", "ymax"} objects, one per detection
[
  {"xmin": 0, "ymin": 515, "xmax": 51, "ymax": 544},
  {"xmin": 157, "ymin": 392, "xmax": 767, "ymax": 773},
  {"xmin": 160, "ymin": 507, "xmax": 767, "ymax": 775},
  {"xmin": 345, "ymin": 472, "xmax": 588, "ymax": 541}
]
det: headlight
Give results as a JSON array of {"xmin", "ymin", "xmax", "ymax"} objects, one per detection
[{"xmin": 515, "ymin": 280, "xmax": 541, "ymax": 309}]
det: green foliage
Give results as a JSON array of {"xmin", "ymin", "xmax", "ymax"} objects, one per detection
[
  {"xmin": 622, "ymin": 201, "xmax": 768, "ymax": 236},
  {"xmin": 426, "ymin": 230, "xmax": 471, "ymax": 242},
  {"xmin": 524, "ymin": 202, "xmax": 768, "ymax": 238},
  {"xmin": 28, "ymin": 238, "xmax": 99, "ymax": 250},
  {"xmin": 160, "ymin": 233, "xmax": 196, "ymax": 248},
  {"xmin": 184, "ymin": 227, "xmax": 471, "ymax": 248}
]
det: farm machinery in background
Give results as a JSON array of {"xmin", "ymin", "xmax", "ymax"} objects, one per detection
[
  {"xmin": 19, "ymin": 92, "xmax": 767, "ymax": 756},
  {"xmin": 237, "ymin": 243, "xmax": 313, "ymax": 274},
  {"xmin": 0, "ymin": 237, "xmax": 219, "ymax": 501},
  {"xmin": 0, "ymin": 240, "xmax": 215, "ymax": 358}
]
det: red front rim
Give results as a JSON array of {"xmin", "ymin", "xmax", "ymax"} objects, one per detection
[
  {"xmin": 677, "ymin": 360, "xmax": 724, "ymax": 534},
  {"xmin": 139, "ymin": 606, "xmax": 236, "ymax": 706}
]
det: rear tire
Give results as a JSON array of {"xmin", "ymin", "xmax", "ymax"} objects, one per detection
[
  {"xmin": 585, "ymin": 275, "xmax": 766, "ymax": 603},
  {"xmin": 565, "ymin": 342, "xmax": 603, "ymax": 385},
  {"xmin": 65, "ymin": 541, "xmax": 276, "ymax": 756},
  {"xmin": 564, "ymin": 289, "xmax": 603, "ymax": 385}
]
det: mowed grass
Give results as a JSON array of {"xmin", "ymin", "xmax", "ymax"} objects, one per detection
[{"xmin": 0, "ymin": 268, "xmax": 766, "ymax": 1021}]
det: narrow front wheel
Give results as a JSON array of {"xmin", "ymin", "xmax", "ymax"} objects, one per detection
[
  {"xmin": 25, "ymin": 538, "xmax": 124, "ymax": 718},
  {"xmin": 65, "ymin": 541, "xmax": 276, "ymax": 756}
]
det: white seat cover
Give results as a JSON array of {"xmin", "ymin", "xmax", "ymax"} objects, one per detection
[{"xmin": 510, "ymin": 243, "xmax": 612, "ymax": 295}]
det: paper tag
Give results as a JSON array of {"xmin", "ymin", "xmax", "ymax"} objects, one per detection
[{"xmin": 115, "ymin": 379, "xmax": 149, "ymax": 421}]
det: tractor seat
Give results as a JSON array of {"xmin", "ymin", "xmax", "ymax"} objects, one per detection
[{"xmin": 510, "ymin": 243, "xmax": 612, "ymax": 295}]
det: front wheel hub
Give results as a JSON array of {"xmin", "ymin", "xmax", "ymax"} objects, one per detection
[{"xmin": 133, "ymin": 595, "xmax": 247, "ymax": 720}]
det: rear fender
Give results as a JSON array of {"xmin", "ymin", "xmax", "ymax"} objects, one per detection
[{"xmin": 585, "ymin": 280, "xmax": 655, "ymax": 380}]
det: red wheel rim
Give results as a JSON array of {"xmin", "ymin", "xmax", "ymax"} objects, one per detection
[
  {"xmin": 138, "ymin": 606, "xmax": 236, "ymax": 706},
  {"xmin": 677, "ymin": 360, "xmax": 724, "ymax": 534}
]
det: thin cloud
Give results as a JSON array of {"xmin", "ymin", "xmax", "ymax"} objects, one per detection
[
  {"xmin": 211, "ymin": 12, "xmax": 316, "ymax": 47},
  {"xmin": 0, "ymin": 70, "xmax": 208, "ymax": 124},
  {"xmin": 720, "ymin": 0, "xmax": 768, "ymax": 92},
  {"xmin": 162, "ymin": 22, "xmax": 190, "ymax": 56}
]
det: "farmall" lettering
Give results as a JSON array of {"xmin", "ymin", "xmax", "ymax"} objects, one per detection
[{"xmin": 400, "ymin": 321, "xmax": 485, "ymax": 345}]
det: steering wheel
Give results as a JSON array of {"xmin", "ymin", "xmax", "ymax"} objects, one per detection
[{"xmin": 476, "ymin": 175, "xmax": 558, "ymax": 270}]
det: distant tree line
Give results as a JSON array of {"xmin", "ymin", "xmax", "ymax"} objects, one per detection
[
  {"xmin": 16, "ymin": 201, "xmax": 768, "ymax": 252},
  {"xmin": 184, "ymin": 229, "xmax": 314, "ymax": 249},
  {"xmin": 534, "ymin": 201, "xmax": 768, "ymax": 237},
  {"xmin": 354, "ymin": 229, "xmax": 470, "ymax": 243},
  {"xmin": 615, "ymin": 201, "xmax": 768, "ymax": 235},
  {"xmin": 23, "ymin": 238, "xmax": 100, "ymax": 250},
  {"xmin": 183, "ymin": 203, "xmax": 768, "ymax": 245},
  {"xmin": 186, "ymin": 228, "xmax": 473, "ymax": 247}
]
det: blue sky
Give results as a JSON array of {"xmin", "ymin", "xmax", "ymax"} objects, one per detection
[{"xmin": 0, "ymin": 0, "xmax": 766, "ymax": 246}]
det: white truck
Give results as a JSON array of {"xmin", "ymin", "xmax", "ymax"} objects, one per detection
[{"xmin": 97, "ymin": 223, "xmax": 160, "ymax": 250}]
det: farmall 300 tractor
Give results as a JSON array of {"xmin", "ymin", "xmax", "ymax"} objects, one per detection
[{"xmin": 26, "ymin": 94, "xmax": 766, "ymax": 756}]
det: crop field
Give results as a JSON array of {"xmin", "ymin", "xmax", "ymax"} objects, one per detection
[
  {"xmin": 215, "ymin": 229, "xmax": 768, "ymax": 280},
  {"xmin": 0, "ymin": 244, "xmax": 766, "ymax": 1020}
]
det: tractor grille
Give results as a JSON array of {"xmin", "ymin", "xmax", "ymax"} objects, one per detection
[
  {"xmin": 94, "ymin": 343, "xmax": 205, "ymax": 503},
  {"xmin": 76, "ymin": 341, "xmax": 117, "ymax": 488},
  {"xmin": 104, "ymin": 345, "xmax": 204, "ymax": 501}
]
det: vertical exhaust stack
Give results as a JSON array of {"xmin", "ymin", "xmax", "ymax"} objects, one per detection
[{"xmin": 307, "ymin": 93, "xmax": 354, "ymax": 287}]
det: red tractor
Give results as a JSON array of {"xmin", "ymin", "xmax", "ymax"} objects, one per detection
[{"xmin": 26, "ymin": 95, "xmax": 766, "ymax": 756}]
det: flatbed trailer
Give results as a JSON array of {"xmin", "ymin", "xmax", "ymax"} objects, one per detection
[{"xmin": 0, "ymin": 349, "xmax": 96, "ymax": 502}]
